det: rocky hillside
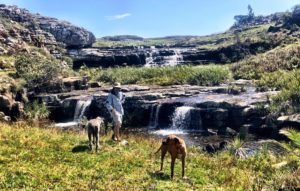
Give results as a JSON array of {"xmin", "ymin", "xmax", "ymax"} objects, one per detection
[
  {"xmin": 0, "ymin": 4, "xmax": 97, "ymax": 122},
  {"xmin": 0, "ymin": 4, "xmax": 95, "ymax": 48}
]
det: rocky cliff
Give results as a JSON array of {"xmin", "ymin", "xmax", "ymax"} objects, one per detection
[{"xmin": 0, "ymin": 4, "xmax": 95, "ymax": 48}]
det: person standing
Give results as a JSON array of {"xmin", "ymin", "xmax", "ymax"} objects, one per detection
[{"xmin": 105, "ymin": 82, "xmax": 125, "ymax": 141}]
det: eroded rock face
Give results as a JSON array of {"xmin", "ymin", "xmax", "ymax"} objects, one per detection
[
  {"xmin": 277, "ymin": 114, "xmax": 300, "ymax": 129},
  {"xmin": 0, "ymin": 4, "xmax": 95, "ymax": 48},
  {"xmin": 36, "ymin": 84, "xmax": 277, "ymax": 137},
  {"xmin": 69, "ymin": 41, "xmax": 272, "ymax": 68},
  {"xmin": 0, "ymin": 94, "xmax": 25, "ymax": 121}
]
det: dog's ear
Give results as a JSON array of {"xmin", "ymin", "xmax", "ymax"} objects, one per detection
[{"xmin": 162, "ymin": 140, "xmax": 167, "ymax": 145}]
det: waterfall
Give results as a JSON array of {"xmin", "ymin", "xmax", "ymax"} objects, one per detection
[
  {"xmin": 171, "ymin": 106, "xmax": 194, "ymax": 129},
  {"xmin": 165, "ymin": 49, "xmax": 183, "ymax": 66},
  {"xmin": 73, "ymin": 99, "xmax": 92, "ymax": 121},
  {"xmin": 148, "ymin": 104, "xmax": 161, "ymax": 128},
  {"xmin": 54, "ymin": 98, "xmax": 91, "ymax": 128},
  {"xmin": 145, "ymin": 46, "xmax": 157, "ymax": 67}
]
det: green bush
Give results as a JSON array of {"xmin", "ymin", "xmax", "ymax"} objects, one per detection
[
  {"xmin": 24, "ymin": 100, "xmax": 49, "ymax": 121},
  {"xmin": 15, "ymin": 54, "xmax": 63, "ymax": 89},
  {"xmin": 280, "ymin": 128, "xmax": 300, "ymax": 148}
]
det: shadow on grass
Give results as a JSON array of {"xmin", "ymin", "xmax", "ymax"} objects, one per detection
[
  {"xmin": 149, "ymin": 171, "xmax": 170, "ymax": 180},
  {"xmin": 72, "ymin": 145, "xmax": 90, "ymax": 153}
]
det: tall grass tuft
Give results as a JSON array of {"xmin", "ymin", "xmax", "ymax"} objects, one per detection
[
  {"xmin": 80, "ymin": 65, "xmax": 231, "ymax": 86},
  {"xmin": 280, "ymin": 128, "xmax": 300, "ymax": 148}
]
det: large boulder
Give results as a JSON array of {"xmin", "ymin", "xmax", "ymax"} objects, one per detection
[
  {"xmin": 0, "ymin": 4, "xmax": 95, "ymax": 48},
  {"xmin": 0, "ymin": 95, "xmax": 12, "ymax": 115}
]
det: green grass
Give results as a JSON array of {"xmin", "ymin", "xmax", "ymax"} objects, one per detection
[
  {"xmin": 93, "ymin": 38, "xmax": 178, "ymax": 47},
  {"xmin": 79, "ymin": 65, "xmax": 232, "ymax": 86},
  {"xmin": 0, "ymin": 123, "xmax": 299, "ymax": 190},
  {"xmin": 232, "ymin": 43, "xmax": 300, "ymax": 80},
  {"xmin": 196, "ymin": 24, "xmax": 272, "ymax": 50},
  {"xmin": 254, "ymin": 69, "xmax": 300, "ymax": 114}
]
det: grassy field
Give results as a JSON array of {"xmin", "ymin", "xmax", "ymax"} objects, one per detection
[
  {"xmin": 80, "ymin": 65, "xmax": 231, "ymax": 86},
  {"xmin": 0, "ymin": 123, "xmax": 299, "ymax": 190}
]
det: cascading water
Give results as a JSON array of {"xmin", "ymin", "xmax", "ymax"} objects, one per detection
[
  {"xmin": 151, "ymin": 106, "xmax": 193, "ymax": 136},
  {"xmin": 55, "ymin": 98, "xmax": 92, "ymax": 128},
  {"xmin": 145, "ymin": 46, "xmax": 157, "ymax": 67},
  {"xmin": 148, "ymin": 104, "xmax": 161, "ymax": 128},
  {"xmin": 73, "ymin": 99, "xmax": 92, "ymax": 121},
  {"xmin": 145, "ymin": 47, "xmax": 183, "ymax": 67},
  {"xmin": 171, "ymin": 106, "xmax": 193, "ymax": 129},
  {"xmin": 164, "ymin": 49, "xmax": 183, "ymax": 66}
]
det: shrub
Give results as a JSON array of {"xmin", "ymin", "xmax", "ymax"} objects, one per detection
[
  {"xmin": 187, "ymin": 66, "xmax": 231, "ymax": 86},
  {"xmin": 24, "ymin": 100, "xmax": 49, "ymax": 121},
  {"xmin": 15, "ymin": 54, "xmax": 63, "ymax": 89},
  {"xmin": 280, "ymin": 128, "xmax": 300, "ymax": 148}
]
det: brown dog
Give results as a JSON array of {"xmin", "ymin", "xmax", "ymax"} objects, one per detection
[{"xmin": 155, "ymin": 135, "xmax": 187, "ymax": 179}]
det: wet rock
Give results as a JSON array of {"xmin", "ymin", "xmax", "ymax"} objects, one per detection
[
  {"xmin": 63, "ymin": 77, "xmax": 89, "ymax": 91},
  {"xmin": 234, "ymin": 140, "xmax": 289, "ymax": 159},
  {"xmin": 0, "ymin": 111, "xmax": 10, "ymax": 122},
  {"xmin": 0, "ymin": 95, "xmax": 12, "ymax": 115},
  {"xmin": 10, "ymin": 101, "xmax": 24, "ymax": 121},
  {"xmin": 164, "ymin": 91, "xmax": 187, "ymax": 97},
  {"xmin": 203, "ymin": 141, "xmax": 228, "ymax": 153},
  {"xmin": 121, "ymin": 85, "xmax": 150, "ymax": 92},
  {"xmin": 238, "ymin": 124, "xmax": 250, "ymax": 140},
  {"xmin": 277, "ymin": 114, "xmax": 300, "ymax": 129},
  {"xmin": 88, "ymin": 81, "xmax": 102, "ymax": 88},
  {"xmin": 218, "ymin": 127, "xmax": 237, "ymax": 136}
]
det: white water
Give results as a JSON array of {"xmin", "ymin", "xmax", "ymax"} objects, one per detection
[
  {"xmin": 171, "ymin": 106, "xmax": 194, "ymax": 129},
  {"xmin": 54, "ymin": 121, "xmax": 78, "ymax": 128},
  {"xmin": 145, "ymin": 46, "xmax": 157, "ymax": 67},
  {"xmin": 149, "ymin": 106, "xmax": 193, "ymax": 136},
  {"xmin": 151, "ymin": 129, "xmax": 188, "ymax": 136},
  {"xmin": 148, "ymin": 104, "xmax": 162, "ymax": 128},
  {"xmin": 73, "ymin": 99, "xmax": 92, "ymax": 121},
  {"xmin": 164, "ymin": 49, "xmax": 183, "ymax": 66},
  {"xmin": 145, "ymin": 47, "xmax": 183, "ymax": 67},
  {"xmin": 55, "ymin": 99, "xmax": 91, "ymax": 128}
]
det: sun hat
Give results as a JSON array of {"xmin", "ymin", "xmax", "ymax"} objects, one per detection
[{"xmin": 113, "ymin": 82, "xmax": 122, "ymax": 89}]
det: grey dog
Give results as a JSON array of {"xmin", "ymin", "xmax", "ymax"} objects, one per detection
[{"xmin": 82, "ymin": 117, "xmax": 104, "ymax": 152}]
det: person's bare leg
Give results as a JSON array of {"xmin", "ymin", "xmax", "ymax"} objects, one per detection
[
  {"xmin": 113, "ymin": 124, "xmax": 118, "ymax": 141},
  {"xmin": 116, "ymin": 123, "xmax": 121, "ymax": 141}
]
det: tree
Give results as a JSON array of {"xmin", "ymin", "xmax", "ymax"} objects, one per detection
[{"xmin": 248, "ymin": 5, "xmax": 255, "ymax": 20}]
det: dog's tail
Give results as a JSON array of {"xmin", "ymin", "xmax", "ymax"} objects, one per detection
[
  {"xmin": 154, "ymin": 140, "xmax": 167, "ymax": 155},
  {"xmin": 154, "ymin": 145, "xmax": 162, "ymax": 155}
]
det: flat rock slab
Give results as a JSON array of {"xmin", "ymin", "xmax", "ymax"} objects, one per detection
[{"xmin": 277, "ymin": 114, "xmax": 300, "ymax": 129}]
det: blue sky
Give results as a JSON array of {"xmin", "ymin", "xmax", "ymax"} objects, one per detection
[{"xmin": 1, "ymin": 0, "xmax": 300, "ymax": 38}]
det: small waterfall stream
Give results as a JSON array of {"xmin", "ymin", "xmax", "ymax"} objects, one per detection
[
  {"xmin": 55, "ymin": 98, "xmax": 92, "ymax": 128},
  {"xmin": 148, "ymin": 104, "xmax": 162, "ymax": 128},
  {"xmin": 171, "ymin": 106, "xmax": 193, "ymax": 129},
  {"xmin": 73, "ymin": 99, "xmax": 92, "ymax": 121},
  {"xmin": 151, "ymin": 106, "xmax": 195, "ymax": 136},
  {"xmin": 145, "ymin": 47, "xmax": 183, "ymax": 67},
  {"xmin": 164, "ymin": 49, "xmax": 183, "ymax": 66}
]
